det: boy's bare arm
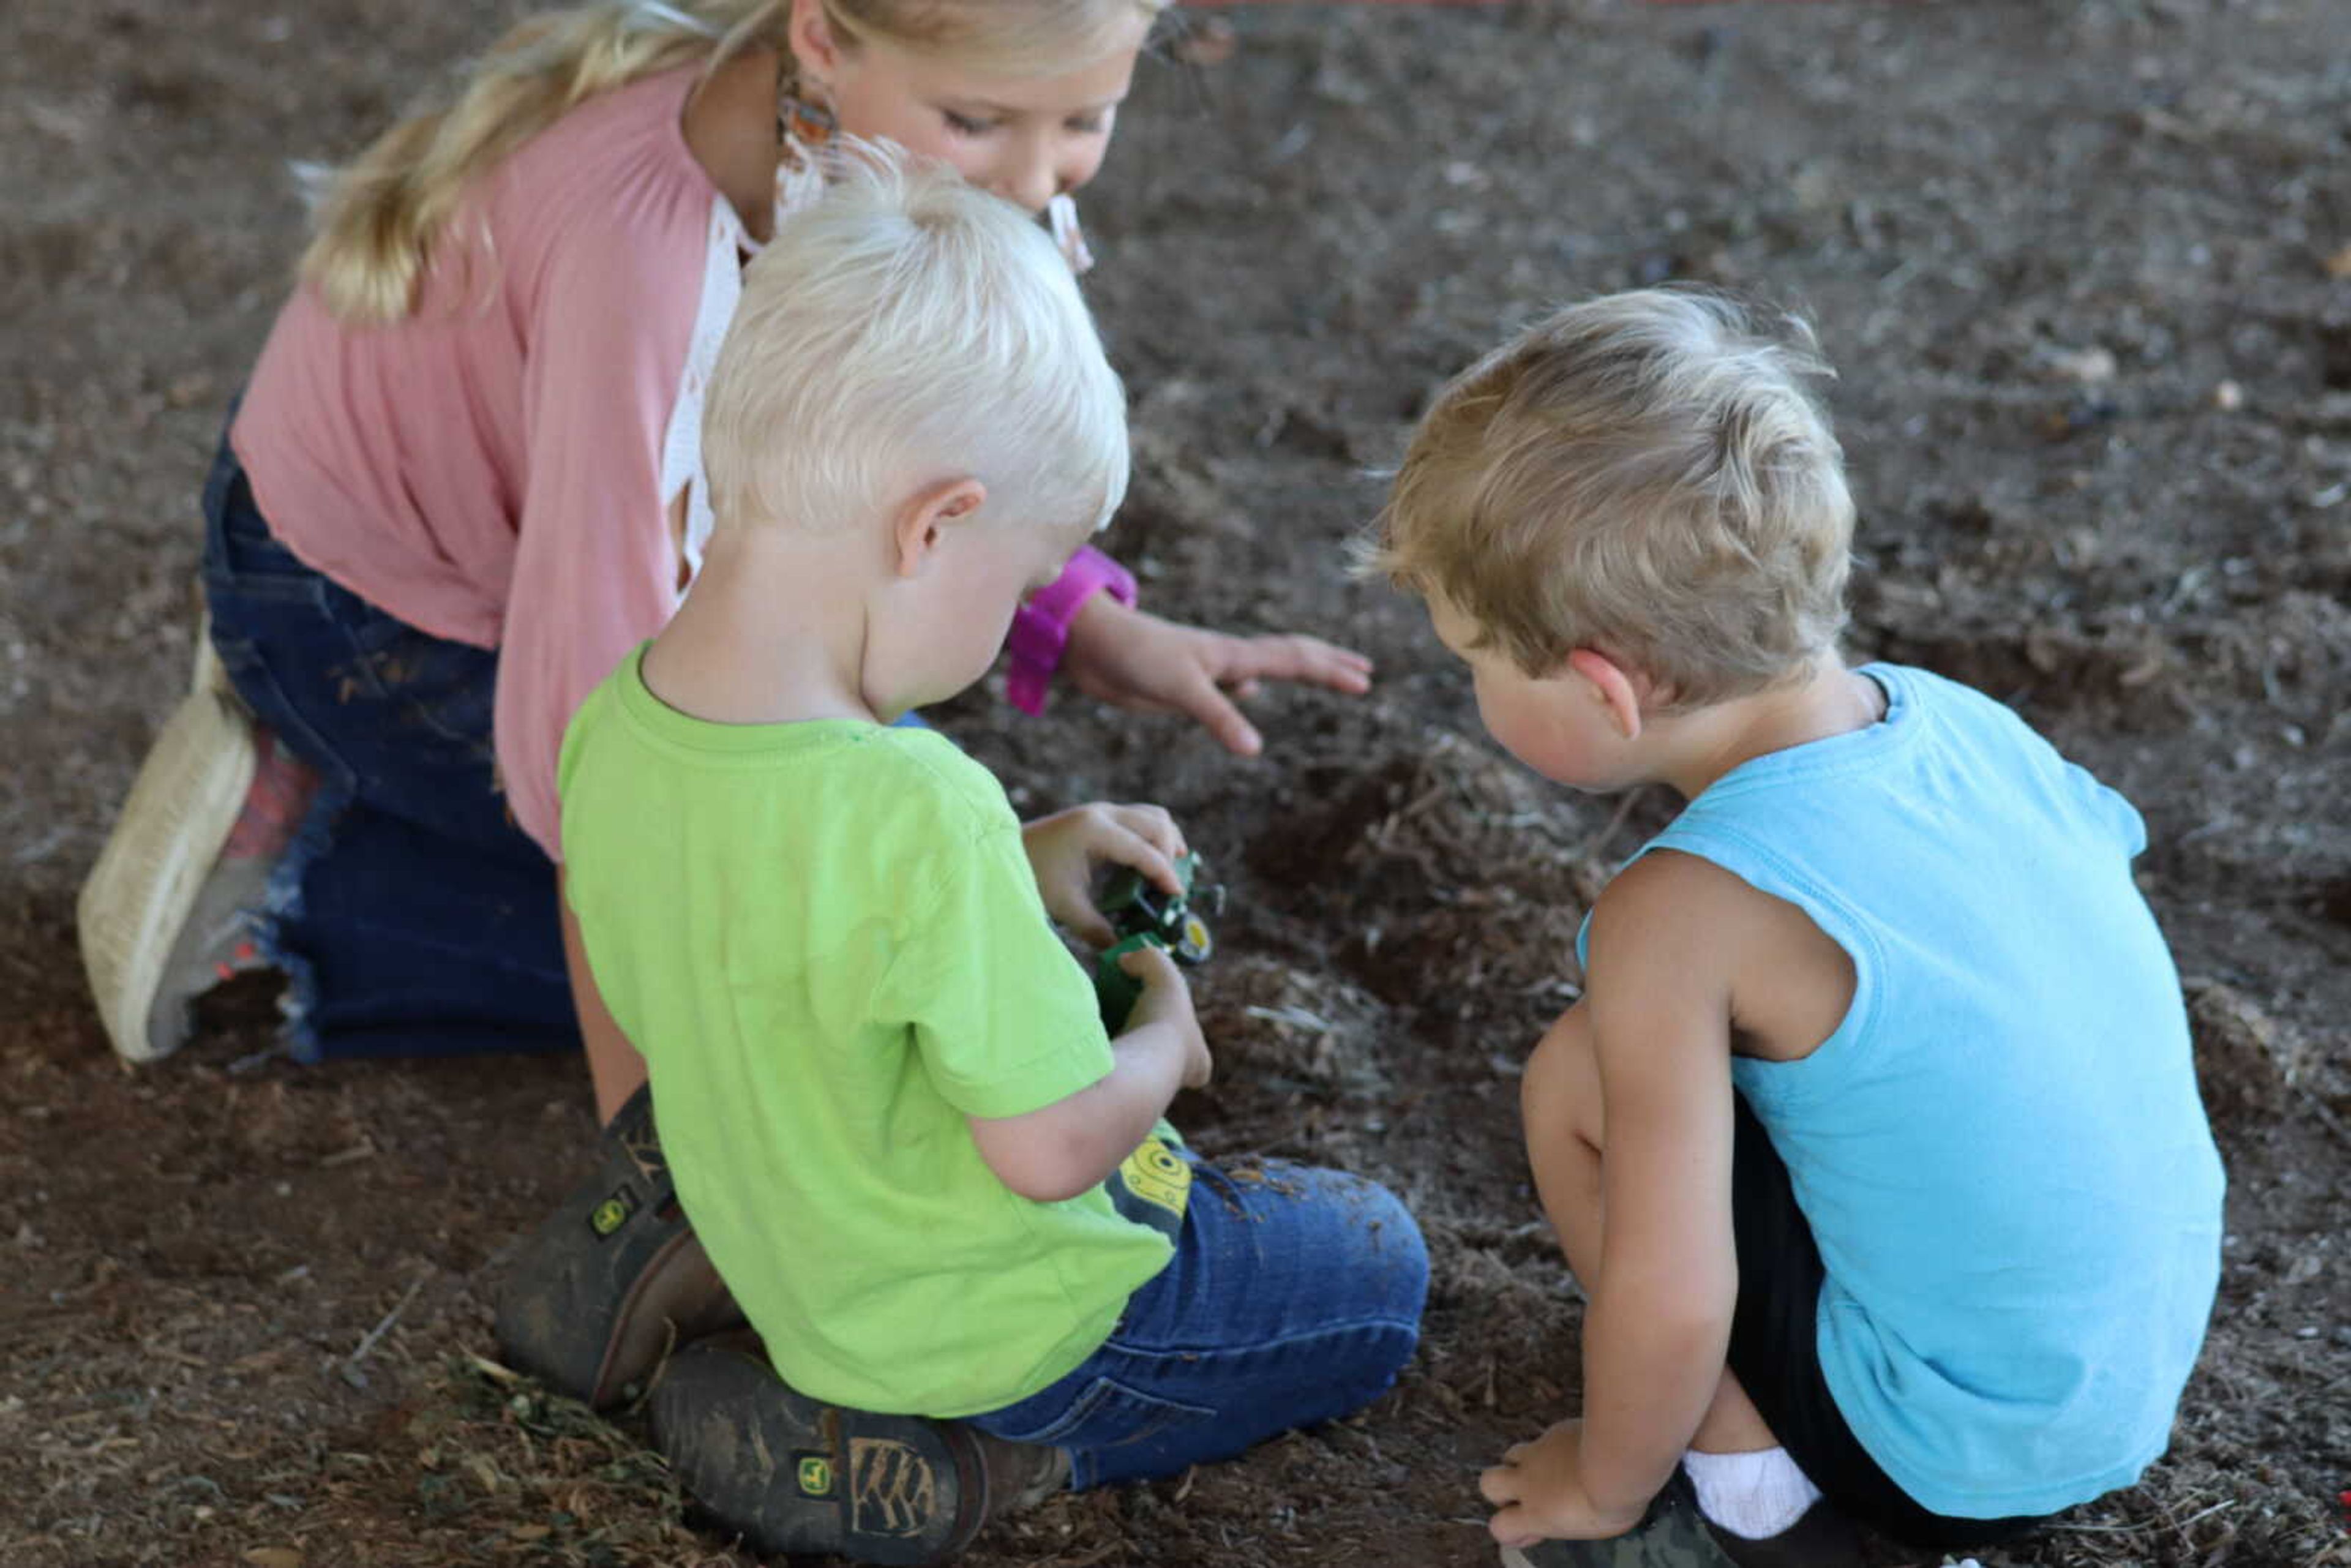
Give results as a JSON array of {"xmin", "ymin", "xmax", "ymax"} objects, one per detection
[
  {"xmin": 967, "ymin": 944, "xmax": 1211, "ymax": 1203},
  {"xmin": 1578, "ymin": 853, "xmax": 1743, "ymax": 1507},
  {"xmin": 1487, "ymin": 852, "xmax": 1744, "ymax": 1544}
]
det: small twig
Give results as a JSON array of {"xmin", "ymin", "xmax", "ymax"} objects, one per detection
[
  {"xmin": 1395, "ymin": 781, "xmax": 1453, "ymax": 825},
  {"xmin": 342, "ymin": 1275, "xmax": 427, "ymax": 1389},
  {"xmin": 2168, "ymin": 1497, "xmax": 2238, "ymax": 1536}
]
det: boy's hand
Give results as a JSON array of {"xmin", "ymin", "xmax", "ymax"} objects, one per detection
[
  {"xmin": 967, "ymin": 942, "xmax": 1208, "ymax": 1204},
  {"xmin": 1022, "ymin": 803, "xmax": 1187, "ymax": 947},
  {"xmin": 1119, "ymin": 944, "xmax": 1211, "ymax": 1089},
  {"xmin": 1479, "ymin": 1420, "xmax": 1649, "ymax": 1548},
  {"xmin": 1062, "ymin": 596, "xmax": 1373, "ymax": 757}
]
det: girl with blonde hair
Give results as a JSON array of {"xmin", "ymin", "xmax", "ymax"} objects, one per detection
[
  {"xmin": 81, "ymin": 0, "xmax": 1371, "ymax": 1096},
  {"xmin": 76, "ymin": 9, "xmax": 1394, "ymax": 1513}
]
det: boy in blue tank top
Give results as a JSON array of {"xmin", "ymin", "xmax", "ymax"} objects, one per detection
[{"xmin": 1366, "ymin": 290, "xmax": 2224, "ymax": 1567}]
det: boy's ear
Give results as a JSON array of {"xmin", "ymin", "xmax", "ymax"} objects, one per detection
[
  {"xmin": 890, "ymin": 477, "xmax": 989, "ymax": 578},
  {"xmin": 1565, "ymin": 647, "xmax": 1644, "ymax": 741}
]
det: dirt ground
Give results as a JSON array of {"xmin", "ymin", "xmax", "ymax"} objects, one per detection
[{"xmin": 4, "ymin": 1, "xmax": 2347, "ymax": 1564}]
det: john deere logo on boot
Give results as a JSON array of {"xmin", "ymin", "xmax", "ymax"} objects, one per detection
[
  {"xmin": 588, "ymin": 1185, "xmax": 639, "ymax": 1238},
  {"xmin": 797, "ymin": 1455, "xmax": 835, "ymax": 1498}
]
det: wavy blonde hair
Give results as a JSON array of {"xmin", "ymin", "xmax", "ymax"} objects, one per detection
[
  {"xmin": 299, "ymin": 0, "xmax": 1167, "ymax": 323},
  {"xmin": 1369, "ymin": 289, "xmax": 1855, "ymax": 710}
]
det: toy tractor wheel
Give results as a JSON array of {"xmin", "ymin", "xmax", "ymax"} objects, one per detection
[{"xmin": 1173, "ymin": 915, "xmax": 1213, "ymax": 965}]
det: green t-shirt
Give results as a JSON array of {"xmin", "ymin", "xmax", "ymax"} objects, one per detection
[{"xmin": 558, "ymin": 648, "xmax": 1176, "ymax": 1417}]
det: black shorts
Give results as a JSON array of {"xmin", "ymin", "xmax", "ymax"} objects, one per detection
[{"xmin": 1727, "ymin": 1095, "xmax": 2042, "ymax": 1552}]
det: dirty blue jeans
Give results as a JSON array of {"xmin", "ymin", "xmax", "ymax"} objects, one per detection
[
  {"xmin": 198, "ymin": 434, "xmax": 578, "ymax": 1060},
  {"xmin": 966, "ymin": 1153, "xmax": 1428, "ymax": 1488}
]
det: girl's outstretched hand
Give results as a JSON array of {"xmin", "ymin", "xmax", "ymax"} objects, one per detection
[
  {"xmin": 1060, "ymin": 594, "xmax": 1373, "ymax": 756},
  {"xmin": 1021, "ymin": 801, "xmax": 1187, "ymax": 948}
]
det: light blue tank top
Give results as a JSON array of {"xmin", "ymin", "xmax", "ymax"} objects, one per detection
[{"xmin": 1588, "ymin": 664, "xmax": 2224, "ymax": 1518}]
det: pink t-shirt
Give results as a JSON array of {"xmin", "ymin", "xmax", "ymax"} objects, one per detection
[{"xmin": 233, "ymin": 66, "xmax": 721, "ymax": 858}]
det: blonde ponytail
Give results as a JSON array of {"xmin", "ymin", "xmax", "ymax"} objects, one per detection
[
  {"xmin": 300, "ymin": 1, "xmax": 791, "ymax": 323},
  {"xmin": 298, "ymin": 0, "xmax": 1166, "ymax": 323}
]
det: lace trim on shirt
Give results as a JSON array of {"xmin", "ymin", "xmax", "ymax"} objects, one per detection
[
  {"xmin": 656, "ymin": 197, "xmax": 741, "ymax": 579},
  {"xmin": 656, "ymin": 154, "xmax": 834, "ymax": 580}
]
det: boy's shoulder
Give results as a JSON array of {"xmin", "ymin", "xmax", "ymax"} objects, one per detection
[
  {"xmin": 1585, "ymin": 847, "xmax": 1782, "ymax": 983},
  {"xmin": 856, "ymin": 727, "xmax": 1025, "ymax": 844},
  {"xmin": 1589, "ymin": 848, "xmax": 1740, "ymax": 934},
  {"xmin": 562, "ymin": 653, "xmax": 1018, "ymax": 850},
  {"xmin": 1870, "ymin": 662, "xmax": 2145, "ymax": 848},
  {"xmin": 1591, "ymin": 848, "xmax": 1862, "ymax": 1059},
  {"xmin": 746, "ymin": 726, "xmax": 1029, "ymax": 885}
]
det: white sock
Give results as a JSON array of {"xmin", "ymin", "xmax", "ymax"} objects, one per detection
[{"xmin": 1681, "ymin": 1446, "xmax": 1822, "ymax": 1540}]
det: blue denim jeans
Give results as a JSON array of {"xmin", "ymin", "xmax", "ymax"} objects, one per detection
[
  {"xmin": 966, "ymin": 1154, "xmax": 1428, "ymax": 1488},
  {"xmin": 198, "ymin": 434, "xmax": 579, "ymax": 1060}
]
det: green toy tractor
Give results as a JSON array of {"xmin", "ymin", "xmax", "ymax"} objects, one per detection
[{"xmin": 1093, "ymin": 853, "xmax": 1223, "ymax": 1030}]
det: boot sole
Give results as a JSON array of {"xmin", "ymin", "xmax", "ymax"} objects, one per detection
[{"xmin": 651, "ymin": 1338, "xmax": 988, "ymax": 1567}]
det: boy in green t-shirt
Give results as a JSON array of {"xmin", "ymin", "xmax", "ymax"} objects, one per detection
[{"xmin": 547, "ymin": 148, "xmax": 1426, "ymax": 1567}]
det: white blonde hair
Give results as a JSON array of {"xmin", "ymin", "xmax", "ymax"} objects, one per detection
[
  {"xmin": 702, "ymin": 142, "xmax": 1130, "ymax": 536},
  {"xmin": 1370, "ymin": 288, "xmax": 1854, "ymax": 709},
  {"xmin": 299, "ymin": 0, "xmax": 1166, "ymax": 323}
]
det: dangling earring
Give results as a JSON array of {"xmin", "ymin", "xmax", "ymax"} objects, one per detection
[
  {"xmin": 774, "ymin": 60, "xmax": 839, "ymax": 219},
  {"xmin": 780, "ymin": 83, "xmax": 837, "ymax": 149}
]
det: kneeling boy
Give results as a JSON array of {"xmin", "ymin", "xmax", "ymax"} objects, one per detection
[{"xmin": 1369, "ymin": 290, "xmax": 2224, "ymax": 1566}]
